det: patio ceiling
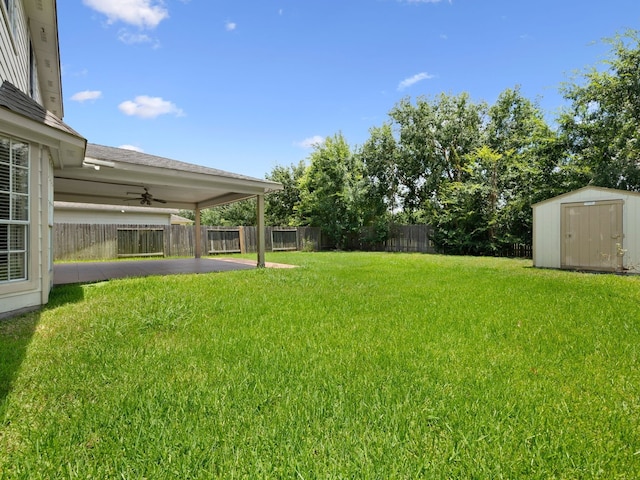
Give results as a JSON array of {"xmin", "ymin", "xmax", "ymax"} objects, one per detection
[{"xmin": 54, "ymin": 144, "xmax": 282, "ymax": 210}]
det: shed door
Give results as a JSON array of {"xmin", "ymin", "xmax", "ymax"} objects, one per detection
[{"xmin": 561, "ymin": 200, "xmax": 623, "ymax": 271}]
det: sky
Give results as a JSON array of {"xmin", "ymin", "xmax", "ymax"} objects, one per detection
[{"xmin": 57, "ymin": 0, "xmax": 640, "ymax": 180}]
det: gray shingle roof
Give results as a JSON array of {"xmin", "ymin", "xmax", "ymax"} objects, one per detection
[
  {"xmin": 0, "ymin": 81, "xmax": 83, "ymax": 138},
  {"xmin": 86, "ymin": 143, "xmax": 279, "ymax": 185}
]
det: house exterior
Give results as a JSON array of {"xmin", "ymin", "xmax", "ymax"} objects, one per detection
[
  {"xmin": 54, "ymin": 202, "xmax": 183, "ymax": 226},
  {"xmin": 1, "ymin": 1, "xmax": 281, "ymax": 318},
  {"xmin": 1, "ymin": 0, "xmax": 86, "ymax": 316},
  {"xmin": 532, "ymin": 186, "xmax": 640, "ymax": 273}
]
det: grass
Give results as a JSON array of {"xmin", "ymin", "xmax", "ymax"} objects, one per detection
[{"xmin": 1, "ymin": 252, "xmax": 639, "ymax": 478}]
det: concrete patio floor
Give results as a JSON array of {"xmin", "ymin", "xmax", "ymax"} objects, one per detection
[{"xmin": 53, "ymin": 258, "xmax": 258, "ymax": 286}]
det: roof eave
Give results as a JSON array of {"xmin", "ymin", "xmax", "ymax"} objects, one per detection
[{"xmin": 24, "ymin": 0, "xmax": 64, "ymax": 118}]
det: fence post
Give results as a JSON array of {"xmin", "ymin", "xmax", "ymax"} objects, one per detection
[{"xmin": 239, "ymin": 226, "xmax": 246, "ymax": 254}]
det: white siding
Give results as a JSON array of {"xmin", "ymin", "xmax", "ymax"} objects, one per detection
[
  {"xmin": 0, "ymin": 0, "xmax": 32, "ymax": 96},
  {"xmin": 533, "ymin": 187, "xmax": 640, "ymax": 270},
  {"xmin": 55, "ymin": 209, "xmax": 172, "ymax": 226}
]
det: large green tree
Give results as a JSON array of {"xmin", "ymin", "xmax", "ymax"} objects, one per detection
[
  {"xmin": 429, "ymin": 87, "xmax": 568, "ymax": 252},
  {"xmin": 265, "ymin": 161, "xmax": 306, "ymax": 226},
  {"xmin": 297, "ymin": 133, "xmax": 368, "ymax": 249},
  {"xmin": 559, "ymin": 30, "xmax": 640, "ymax": 191},
  {"xmin": 388, "ymin": 93, "xmax": 486, "ymax": 220}
]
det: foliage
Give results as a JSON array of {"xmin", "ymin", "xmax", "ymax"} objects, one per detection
[
  {"xmin": 2, "ymin": 253, "xmax": 639, "ymax": 478},
  {"xmin": 180, "ymin": 199, "xmax": 257, "ymax": 226},
  {"xmin": 388, "ymin": 93, "xmax": 486, "ymax": 217},
  {"xmin": 265, "ymin": 161, "xmax": 306, "ymax": 226},
  {"xmin": 182, "ymin": 31, "xmax": 640, "ymax": 253},
  {"xmin": 359, "ymin": 123, "xmax": 401, "ymax": 219},
  {"xmin": 559, "ymin": 30, "xmax": 640, "ymax": 190},
  {"xmin": 296, "ymin": 133, "xmax": 369, "ymax": 248}
]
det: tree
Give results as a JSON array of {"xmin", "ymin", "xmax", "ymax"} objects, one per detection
[
  {"xmin": 429, "ymin": 87, "xmax": 571, "ymax": 253},
  {"xmin": 559, "ymin": 30, "xmax": 640, "ymax": 191},
  {"xmin": 297, "ymin": 133, "xmax": 366, "ymax": 249},
  {"xmin": 180, "ymin": 199, "xmax": 257, "ymax": 226},
  {"xmin": 265, "ymin": 161, "xmax": 306, "ymax": 226},
  {"xmin": 484, "ymin": 87, "xmax": 560, "ymax": 246},
  {"xmin": 387, "ymin": 93, "xmax": 486, "ymax": 219}
]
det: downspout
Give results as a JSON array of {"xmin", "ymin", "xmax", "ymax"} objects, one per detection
[
  {"xmin": 257, "ymin": 194, "xmax": 266, "ymax": 268},
  {"xmin": 41, "ymin": 145, "xmax": 51, "ymax": 305}
]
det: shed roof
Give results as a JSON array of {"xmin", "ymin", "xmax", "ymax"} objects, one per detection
[{"xmin": 532, "ymin": 186, "xmax": 640, "ymax": 208}]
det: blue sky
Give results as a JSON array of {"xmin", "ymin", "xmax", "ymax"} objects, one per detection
[{"xmin": 58, "ymin": 1, "xmax": 640, "ymax": 179}]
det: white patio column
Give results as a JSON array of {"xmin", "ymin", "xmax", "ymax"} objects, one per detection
[
  {"xmin": 194, "ymin": 207, "xmax": 202, "ymax": 259},
  {"xmin": 257, "ymin": 194, "xmax": 266, "ymax": 268}
]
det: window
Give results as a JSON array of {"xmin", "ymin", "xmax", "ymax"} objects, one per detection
[
  {"xmin": 2, "ymin": 0, "xmax": 16, "ymax": 38},
  {"xmin": 0, "ymin": 135, "xmax": 29, "ymax": 282}
]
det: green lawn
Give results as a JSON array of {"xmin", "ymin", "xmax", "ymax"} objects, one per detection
[{"xmin": 1, "ymin": 252, "xmax": 639, "ymax": 478}]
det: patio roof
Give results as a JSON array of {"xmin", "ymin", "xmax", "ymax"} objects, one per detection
[{"xmin": 54, "ymin": 143, "xmax": 283, "ymax": 210}]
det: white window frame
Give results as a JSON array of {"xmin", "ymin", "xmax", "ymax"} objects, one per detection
[
  {"xmin": 1, "ymin": 0, "xmax": 16, "ymax": 41},
  {"xmin": 0, "ymin": 134, "xmax": 30, "ymax": 283}
]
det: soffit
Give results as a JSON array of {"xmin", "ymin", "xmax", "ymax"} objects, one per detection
[{"xmin": 24, "ymin": 0, "xmax": 63, "ymax": 118}]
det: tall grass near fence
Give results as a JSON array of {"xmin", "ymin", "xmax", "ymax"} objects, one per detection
[{"xmin": 1, "ymin": 253, "xmax": 639, "ymax": 478}]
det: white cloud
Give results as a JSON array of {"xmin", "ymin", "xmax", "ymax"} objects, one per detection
[
  {"xmin": 398, "ymin": 72, "xmax": 435, "ymax": 91},
  {"xmin": 118, "ymin": 96, "xmax": 185, "ymax": 119},
  {"xmin": 119, "ymin": 144, "xmax": 144, "ymax": 152},
  {"xmin": 82, "ymin": 0, "xmax": 169, "ymax": 29},
  {"xmin": 70, "ymin": 90, "xmax": 102, "ymax": 102},
  {"xmin": 225, "ymin": 21, "xmax": 237, "ymax": 31},
  {"xmin": 296, "ymin": 136, "xmax": 325, "ymax": 149},
  {"xmin": 118, "ymin": 30, "xmax": 158, "ymax": 46}
]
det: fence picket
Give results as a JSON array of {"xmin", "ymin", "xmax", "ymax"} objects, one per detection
[{"xmin": 53, "ymin": 223, "xmax": 532, "ymax": 261}]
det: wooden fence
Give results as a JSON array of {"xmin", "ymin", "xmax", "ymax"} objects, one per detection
[
  {"xmin": 343, "ymin": 224, "xmax": 437, "ymax": 253},
  {"xmin": 53, "ymin": 224, "xmax": 322, "ymax": 261},
  {"xmin": 54, "ymin": 223, "xmax": 531, "ymax": 261}
]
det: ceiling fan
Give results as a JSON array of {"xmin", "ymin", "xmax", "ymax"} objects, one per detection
[{"xmin": 126, "ymin": 187, "xmax": 167, "ymax": 205}]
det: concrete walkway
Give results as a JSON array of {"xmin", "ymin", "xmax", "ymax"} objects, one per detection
[{"xmin": 53, "ymin": 258, "xmax": 256, "ymax": 286}]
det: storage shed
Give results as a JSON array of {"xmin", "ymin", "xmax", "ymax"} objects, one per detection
[{"xmin": 533, "ymin": 186, "xmax": 640, "ymax": 272}]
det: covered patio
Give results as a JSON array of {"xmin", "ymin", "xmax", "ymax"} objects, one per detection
[
  {"xmin": 53, "ymin": 143, "xmax": 283, "ymax": 268},
  {"xmin": 53, "ymin": 258, "xmax": 253, "ymax": 286},
  {"xmin": 53, "ymin": 257, "xmax": 295, "ymax": 286}
]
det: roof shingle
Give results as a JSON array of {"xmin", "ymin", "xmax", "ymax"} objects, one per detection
[
  {"xmin": 0, "ymin": 81, "xmax": 83, "ymax": 138},
  {"xmin": 86, "ymin": 143, "xmax": 279, "ymax": 185}
]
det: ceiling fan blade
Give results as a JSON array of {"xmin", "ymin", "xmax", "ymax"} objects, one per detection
[{"xmin": 154, "ymin": 198, "xmax": 168, "ymax": 204}]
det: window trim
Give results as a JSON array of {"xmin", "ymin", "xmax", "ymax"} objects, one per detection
[
  {"xmin": 0, "ymin": 133, "xmax": 30, "ymax": 284},
  {"xmin": 1, "ymin": 0, "xmax": 17, "ymax": 53}
]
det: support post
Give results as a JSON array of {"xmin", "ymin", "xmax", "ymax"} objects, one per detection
[
  {"xmin": 195, "ymin": 207, "xmax": 202, "ymax": 258},
  {"xmin": 257, "ymin": 195, "xmax": 266, "ymax": 268}
]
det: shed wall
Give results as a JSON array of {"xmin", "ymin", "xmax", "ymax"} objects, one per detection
[
  {"xmin": 533, "ymin": 187, "xmax": 640, "ymax": 271},
  {"xmin": 55, "ymin": 209, "xmax": 171, "ymax": 225}
]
